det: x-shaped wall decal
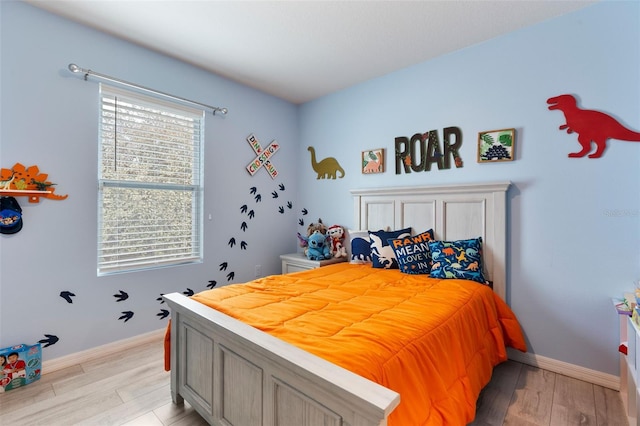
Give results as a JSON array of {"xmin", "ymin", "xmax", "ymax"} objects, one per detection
[{"xmin": 246, "ymin": 133, "xmax": 280, "ymax": 179}]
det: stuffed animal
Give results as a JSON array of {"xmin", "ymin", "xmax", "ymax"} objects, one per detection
[
  {"xmin": 327, "ymin": 224, "xmax": 347, "ymax": 258},
  {"xmin": 306, "ymin": 230, "xmax": 332, "ymax": 260},
  {"xmin": 297, "ymin": 218, "xmax": 328, "ymax": 256}
]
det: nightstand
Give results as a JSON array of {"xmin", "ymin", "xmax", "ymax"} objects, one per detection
[{"xmin": 280, "ymin": 253, "xmax": 347, "ymax": 274}]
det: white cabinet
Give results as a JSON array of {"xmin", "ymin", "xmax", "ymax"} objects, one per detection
[
  {"xmin": 280, "ymin": 253, "xmax": 347, "ymax": 274},
  {"xmin": 618, "ymin": 310, "xmax": 640, "ymax": 426}
]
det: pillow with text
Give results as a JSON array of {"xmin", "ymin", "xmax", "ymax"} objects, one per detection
[{"xmin": 388, "ymin": 229, "xmax": 435, "ymax": 274}]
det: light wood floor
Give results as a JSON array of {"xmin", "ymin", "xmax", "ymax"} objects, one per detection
[
  {"xmin": 0, "ymin": 338, "xmax": 629, "ymax": 426},
  {"xmin": 470, "ymin": 359, "xmax": 628, "ymax": 426}
]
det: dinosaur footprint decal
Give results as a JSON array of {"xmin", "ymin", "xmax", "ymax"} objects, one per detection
[
  {"xmin": 119, "ymin": 311, "xmax": 134, "ymax": 323},
  {"xmin": 113, "ymin": 290, "xmax": 129, "ymax": 302},
  {"xmin": 39, "ymin": 334, "xmax": 59, "ymax": 348},
  {"xmin": 59, "ymin": 291, "xmax": 76, "ymax": 304},
  {"xmin": 547, "ymin": 94, "xmax": 640, "ymax": 158}
]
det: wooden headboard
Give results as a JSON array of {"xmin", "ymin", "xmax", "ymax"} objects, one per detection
[{"xmin": 351, "ymin": 181, "xmax": 511, "ymax": 300}]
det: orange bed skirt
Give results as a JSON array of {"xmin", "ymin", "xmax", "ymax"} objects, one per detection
[{"xmin": 165, "ymin": 263, "xmax": 526, "ymax": 425}]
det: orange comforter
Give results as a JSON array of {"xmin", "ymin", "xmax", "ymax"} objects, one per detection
[{"xmin": 168, "ymin": 263, "xmax": 526, "ymax": 425}]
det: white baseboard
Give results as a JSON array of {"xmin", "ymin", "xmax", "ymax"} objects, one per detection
[
  {"xmin": 42, "ymin": 328, "xmax": 165, "ymax": 374},
  {"xmin": 508, "ymin": 348, "xmax": 620, "ymax": 390}
]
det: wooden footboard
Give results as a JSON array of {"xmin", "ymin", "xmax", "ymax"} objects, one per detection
[{"xmin": 164, "ymin": 292, "xmax": 400, "ymax": 426}]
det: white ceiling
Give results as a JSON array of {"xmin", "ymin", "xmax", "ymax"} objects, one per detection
[{"xmin": 24, "ymin": 0, "xmax": 596, "ymax": 104}]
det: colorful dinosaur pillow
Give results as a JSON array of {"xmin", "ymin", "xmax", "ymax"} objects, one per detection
[
  {"xmin": 428, "ymin": 237, "xmax": 488, "ymax": 284},
  {"xmin": 349, "ymin": 230, "xmax": 372, "ymax": 264},
  {"xmin": 387, "ymin": 229, "xmax": 435, "ymax": 274},
  {"xmin": 369, "ymin": 227, "xmax": 412, "ymax": 269}
]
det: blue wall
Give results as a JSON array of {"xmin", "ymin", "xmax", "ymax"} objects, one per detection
[
  {"xmin": 0, "ymin": 2, "xmax": 301, "ymax": 359},
  {"xmin": 1, "ymin": 0, "xmax": 639, "ymax": 378},
  {"xmin": 298, "ymin": 1, "xmax": 640, "ymax": 376}
]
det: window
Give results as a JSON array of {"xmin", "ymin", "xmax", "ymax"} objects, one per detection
[{"xmin": 98, "ymin": 84, "xmax": 204, "ymax": 275}]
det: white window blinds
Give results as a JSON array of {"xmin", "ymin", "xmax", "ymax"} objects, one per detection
[{"xmin": 98, "ymin": 84, "xmax": 204, "ymax": 275}]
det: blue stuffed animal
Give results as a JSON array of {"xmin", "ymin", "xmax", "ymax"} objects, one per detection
[{"xmin": 306, "ymin": 230, "xmax": 332, "ymax": 260}]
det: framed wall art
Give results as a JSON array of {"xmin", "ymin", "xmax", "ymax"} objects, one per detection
[
  {"xmin": 477, "ymin": 128, "xmax": 515, "ymax": 163},
  {"xmin": 362, "ymin": 148, "xmax": 384, "ymax": 174}
]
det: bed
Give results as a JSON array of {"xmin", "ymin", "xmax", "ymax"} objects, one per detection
[{"xmin": 163, "ymin": 181, "xmax": 526, "ymax": 426}]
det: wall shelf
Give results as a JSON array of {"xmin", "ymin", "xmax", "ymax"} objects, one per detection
[
  {"xmin": 0, "ymin": 190, "xmax": 66, "ymax": 203},
  {"xmin": 1, "ymin": 163, "xmax": 68, "ymax": 203}
]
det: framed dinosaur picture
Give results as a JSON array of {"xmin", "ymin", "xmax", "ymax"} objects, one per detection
[
  {"xmin": 477, "ymin": 128, "xmax": 515, "ymax": 163},
  {"xmin": 362, "ymin": 148, "xmax": 385, "ymax": 174}
]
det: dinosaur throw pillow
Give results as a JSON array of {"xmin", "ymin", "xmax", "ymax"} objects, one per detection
[
  {"xmin": 428, "ymin": 237, "xmax": 488, "ymax": 284},
  {"xmin": 349, "ymin": 230, "xmax": 372, "ymax": 264},
  {"xmin": 387, "ymin": 229, "xmax": 435, "ymax": 274},
  {"xmin": 369, "ymin": 227, "xmax": 411, "ymax": 269}
]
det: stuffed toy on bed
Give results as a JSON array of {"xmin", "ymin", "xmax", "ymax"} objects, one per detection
[
  {"xmin": 305, "ymin": 230, "xmax": 332, "ymax": 260},
  {"xmin": 327, "ymin": 224, "xmax": 347, "ymax": 258}
]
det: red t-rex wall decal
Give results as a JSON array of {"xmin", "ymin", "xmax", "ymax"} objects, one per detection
[{"xmin": 547, "ymin": 94, "xmax": 640, "ymax": 158}]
